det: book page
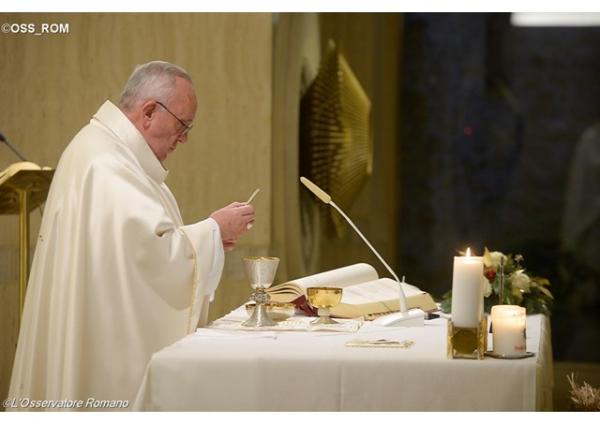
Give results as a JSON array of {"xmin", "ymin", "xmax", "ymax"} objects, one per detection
[
  {"xmin": 286, "ymin": 263, "xmax": 378, "ymax": 290},
  {"xmin": 0, "ymin": 161, "xmax": 42, "ymax": 183},
  {"xmin": 330, "ymin": 277, "xmax": 438, "ymax": 318},
  {"xmin": 341, "ymin": 278, "xmax": 424, "ymax": 305}
]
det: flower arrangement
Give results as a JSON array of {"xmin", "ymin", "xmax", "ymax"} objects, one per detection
[{"xmin": 441, "ymin": 247, "xmax": 553, "ymax": 315}]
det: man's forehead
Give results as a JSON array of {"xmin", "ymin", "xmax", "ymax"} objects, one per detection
[
  {"xmin": 174, "ymin": 79, "xmax": 196, "ymax": 102},
  {"xmin": 174, "ymin": 76, "xmax": 194, "ymax": 91}
]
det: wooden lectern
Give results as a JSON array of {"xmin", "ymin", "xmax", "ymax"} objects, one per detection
[{"xmin": 0, "ymin": 162, "xmax": 54, "ymax": 328}]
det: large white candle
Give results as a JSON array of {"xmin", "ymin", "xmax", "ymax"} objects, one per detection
[
  {"xmin": 491, "ymin": 305, "xmax": 526, "ymax": 355},
  {"xmin": 451, "ymin": 248, "xmax": 484, "ymax": 327}
]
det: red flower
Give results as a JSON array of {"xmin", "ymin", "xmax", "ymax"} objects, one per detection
[{"xmin": 484, "ymin": 267, "xmax": 496, "ymax": 281}]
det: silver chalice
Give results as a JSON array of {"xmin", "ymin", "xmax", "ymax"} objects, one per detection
[{"xmin": 241, "ymin": 256, "xmax": 280, "ymax": 327}]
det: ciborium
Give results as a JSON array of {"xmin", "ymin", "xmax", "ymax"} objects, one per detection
[
  {"xmin": 307, "ymin": 287, "xmax": 343, "ymax": 325},
  {"xmin": 241, "ymin": 256, "xmax": 280, "ymax": 327}
]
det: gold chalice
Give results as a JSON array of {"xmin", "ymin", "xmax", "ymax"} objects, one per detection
[
  {"xmin": 307, "ymin": 287, "xmax": 343, "ymax": 325},
  {"xmin": 241, "ymin": 256, "xmax": 280, "ymax": 327}
]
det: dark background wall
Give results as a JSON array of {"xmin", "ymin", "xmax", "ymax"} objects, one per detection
[{"xmin": 399, "ymin": 12, "xmax": 600, "ymax": 362}]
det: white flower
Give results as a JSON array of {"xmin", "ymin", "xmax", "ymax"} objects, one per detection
[
  {"xmin": 511, "ymin": 269, "xmax": 531, "ymax": 293},
  {"xmin": 483, "ymin": 248, "xmax": 508, "ymax": 269},
  {"xmin": 482, "ymin": 278, "xmax": 492, "ymax": 297},
  {"xmin": 511, "ymin": 285, "xmax": 524, "ymax": 303}
]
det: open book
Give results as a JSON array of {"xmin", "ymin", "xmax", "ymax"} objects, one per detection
[
  {"xmin": 0, "ymin": 161, "xmax": 53, "ymax": 184},
  {"xmin": 267, "ymin": 263, "xmax": 437, "ymax": 320}
]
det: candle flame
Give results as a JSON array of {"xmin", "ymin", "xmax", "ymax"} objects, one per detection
[{"xmin": 466, "ymin": 247, "xmax": 471, "ymax": 257}]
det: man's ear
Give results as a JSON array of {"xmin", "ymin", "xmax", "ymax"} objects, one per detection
[
  {"xmin": 138, "ymin": 101, "xmax": 158, "ymax": 130},
  {"xmin": 141, "ymin": 100, "xmax": 157, "ymax": 121}
]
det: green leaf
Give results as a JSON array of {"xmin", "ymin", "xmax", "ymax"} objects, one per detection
[
  {"xmin": 440, "ymin": 297, "xmax": 452, "ymax": 313},
  {"xmin": 538, "ymin": 285, "xmax": 554, "ymax": 299}
]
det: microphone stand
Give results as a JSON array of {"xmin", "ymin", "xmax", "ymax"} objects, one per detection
[
  {"xmin": 0, "ymin": 132, "xmax": 28, "ymax": 161},
  {"xmin": 329, "ymin": 201, "xmax": 407, "ymax": 311},
  {"xmin": 300, "ymin": 177, "xmax": 425, "ymax": 327}
]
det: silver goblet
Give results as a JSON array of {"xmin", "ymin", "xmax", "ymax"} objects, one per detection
[{"xmin": 241, "ymin": 256, "xmax": 280, "ymax": 327}]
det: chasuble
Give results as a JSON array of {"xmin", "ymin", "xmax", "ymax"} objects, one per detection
[{"xmin": 8, "ymin": 101, "xmax": 224, "ymax": 410}]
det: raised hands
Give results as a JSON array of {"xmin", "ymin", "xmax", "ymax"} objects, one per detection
[{"xmin": 210, "ymin": 202, "xmax": 255, "ymax": 252}]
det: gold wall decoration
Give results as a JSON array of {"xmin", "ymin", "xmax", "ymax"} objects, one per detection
[{"xmin": 299, "ymin": 40, "xmax": 373, "ymax": 237}]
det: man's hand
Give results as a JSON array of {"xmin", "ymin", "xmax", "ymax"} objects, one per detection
[{"xmin": 210, "ymin": 202, "xmax": 255, "ymax": 252}]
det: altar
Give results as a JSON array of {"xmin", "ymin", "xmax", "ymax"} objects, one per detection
[{"xmin": 133, "ymin": 307, "xmax": 553, "ymax": 411}]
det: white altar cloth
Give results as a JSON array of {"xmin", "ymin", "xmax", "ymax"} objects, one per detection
[{"xmin": 133, "ymin": 309, "xmax": 553, "ymax": 411}]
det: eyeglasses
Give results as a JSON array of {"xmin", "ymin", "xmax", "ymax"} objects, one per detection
[{"xmin": 156, "ymin": 101, "xmax": 193, "ymax": 135}]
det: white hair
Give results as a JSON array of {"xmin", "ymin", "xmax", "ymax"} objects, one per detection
[{"xmin": 119, "ymin": 61, "xmax": 193, "ymax": 111}]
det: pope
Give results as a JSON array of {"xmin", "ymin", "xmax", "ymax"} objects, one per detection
[{"xmin": 8, "ymin": 61, "xmax": 255, "ymax": 410}]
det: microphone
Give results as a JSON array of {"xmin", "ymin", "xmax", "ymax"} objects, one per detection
[
  {"xmin": 0, "ymin": 132, "xmax": 28, "ymax": 161},
  {"xmin": 300, "ymin": 176, "xmax": 425, "ymax": 326}
]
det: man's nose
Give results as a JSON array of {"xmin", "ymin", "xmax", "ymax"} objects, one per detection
[{"xmin": 177, "ymin": 132, "xmax": 189, "ymax": 143}]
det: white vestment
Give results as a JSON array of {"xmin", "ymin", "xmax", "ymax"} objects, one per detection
[{"xmin": 8, "ymin": 100, "xmax": 224, "ymax": 411}]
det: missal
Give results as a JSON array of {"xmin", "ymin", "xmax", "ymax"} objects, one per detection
[
  {"xmin": 267, "ymin": 263, "xmax": 438, "ymax": 320},
  {"xmin": 0, "ymin": 161, "xmax": 52, "ymax": 184}
]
